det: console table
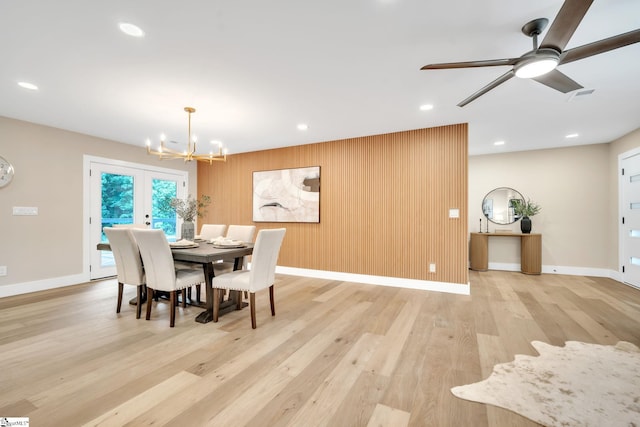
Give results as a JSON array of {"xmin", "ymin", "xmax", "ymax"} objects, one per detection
[{"xmin": 470, "ymin": 232, "xmax": 541, "ymax": 275}]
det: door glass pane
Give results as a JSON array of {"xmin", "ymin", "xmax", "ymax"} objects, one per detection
[
  {"xmin": 101, "ymin": 172, "xmax": 135, "ymax": 267},
  {"xmin": 151, "ymin": 178, "xmax": 178, "ymax": 241}
]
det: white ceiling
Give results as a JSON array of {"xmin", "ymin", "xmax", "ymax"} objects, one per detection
[{"xmin": 1, "ymin": 0, "xmax": 639, "ymax": 156}]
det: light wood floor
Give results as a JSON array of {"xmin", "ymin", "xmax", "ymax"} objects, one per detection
[{"xmin": 1, "ymin": 271, "xmax": 639, "ymax": 426}]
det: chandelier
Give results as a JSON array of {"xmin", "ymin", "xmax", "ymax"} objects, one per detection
[{"xmin": 146, "ymin": 107, "xmax": 227, "ymax": 164}]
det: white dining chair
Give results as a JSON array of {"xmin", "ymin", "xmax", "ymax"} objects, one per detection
[
  {"xmin": 212, "ymin": 228, "xmax": 286, "ymax": 329},
  {"xmin": 114, "ymin": 223, "xmax": 148, "ymax": 229},
  {"xmin": 213, "ymin": 224, "xmax": 257, "ymax": 275},
  {"xmin": 103, "ymin": 227, "xmax": 145, "ymax": 319},
  {"xmin": 131, "ymin": 229, "xmax": 206, "ymax": 327},
  {"xmin": 198, "ymin": 224, "xmax": 227, "ymax": 240}
]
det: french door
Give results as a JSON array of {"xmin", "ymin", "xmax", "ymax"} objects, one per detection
[{"xmin": 89, "ymin": 158, "xmax": 187, "ymax": 279}]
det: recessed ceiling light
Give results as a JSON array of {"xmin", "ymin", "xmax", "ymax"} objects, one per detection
[
  {"xmin": 419, "ymin": 104, "xmax": 434, "ymax": 111},
  {"xmin": 119, "ymin": 22, "xmax": 145, "ymax": 37},
  {"xmin": 18, "ymin": 81, "xmax": 38, "ymax": 91},
  {"xmin": 297, "ymin": 123, "xmax": 308, "ymax": 131},
  {"xmin": 493, "ymin": 140, "xmax": 505, "ymax": 146},
  {"xmin": 565, "ymin": 133, "xmax": 579, "ymax": 139}
]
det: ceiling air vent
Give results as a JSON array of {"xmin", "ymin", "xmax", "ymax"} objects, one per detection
[{"xmin": 567, "ymin": 89, "xmax": 595, "ymax": 102}]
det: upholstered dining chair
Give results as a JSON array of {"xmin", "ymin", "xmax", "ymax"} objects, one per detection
[
  {"xmin": 103, "ymin": 227, "xmax": 145, "ymax": 319},
  {"xmin": 131, "ymin": 229, "xmax": 206, "ymax": 327},
  {"xmin": 198, "ymin": 224, "xmax": 227, "ymax": 240},
  {"xmin": 213, "ymin": 224, "xmax": 257, "ymax": 275},
  {"xmin": 212, "ymin": 228, "xmax": 286, "ymax": 329}
]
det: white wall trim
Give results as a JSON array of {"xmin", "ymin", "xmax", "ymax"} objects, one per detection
[
  {"xmin": 275, "ymin": 266, "xmax": 471, "ymax": 295},
  {"xmin": 0, "ymin": 273, "xmax": 88, "ymax": 298},
  {"xmin": 2, "ymin": 264, "xmax": 628, "ymax": 299},
  {"xmin": 489, "ymin": 262, "xmax": 619, "ymax": 279},
  {"xmin": 487, "ymin": 262, "xmax": 521, "ymax": 272}
]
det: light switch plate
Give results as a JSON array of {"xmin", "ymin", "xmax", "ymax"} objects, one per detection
[
  {"xmin": 13, "ymin": 206, "xmax": 38, "ymax": 215},
  {"xmin": 449, "ymin": 208, "xmax": 459, "ymax": 218}
]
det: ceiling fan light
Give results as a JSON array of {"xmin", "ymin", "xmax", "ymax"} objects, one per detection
[
  {"xmin": 515, "ymin": 59, "xmax": 558, "ymax": 78},
  {"xmin": 514, "ymin": 49, "xmax": 560, "ymax": 79}
]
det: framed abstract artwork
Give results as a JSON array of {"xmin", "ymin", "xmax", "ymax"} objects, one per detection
[{"xmin": 253, "ymin": 166, "xmax": 320, "ymax": 223}]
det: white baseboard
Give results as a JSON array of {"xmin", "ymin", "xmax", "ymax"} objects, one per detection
[
  {"xmin": 0, "ymin": 273, "xmax": 89, "ymax": 298},
  {"xmin": 275, "ymin": 266, "xmax": 471, "ymax": 295},
  {"xmin": 1, "ymin": 265, "xmax": 627, "ymax": 299},
  {"xmin": 488, "ymin": 262, "xmax": 618, "ymax": 279}
]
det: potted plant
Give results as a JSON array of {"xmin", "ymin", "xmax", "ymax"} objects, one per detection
[
  {"xmin": 169, "ymin": 194, "xmax": 211, "ymax": 240},
  {"xmin": 512, "ymin": 198, "xmax": 541, "ymax": 234}
]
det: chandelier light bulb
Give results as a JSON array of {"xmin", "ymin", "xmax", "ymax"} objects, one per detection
[{"xmin": 145, "ymin": 107, "xmax": 227, "ymax": 164}]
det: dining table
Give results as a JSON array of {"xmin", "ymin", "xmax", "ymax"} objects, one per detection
[{"xmin": 97, "ymin": 240, "xmax": 254, "ymax": 323}]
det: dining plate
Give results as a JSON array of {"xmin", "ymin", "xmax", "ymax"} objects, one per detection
[
  {"xmin": 212, "ymin": 243, "xmax": 247, "ymax": 249},
  {"xmin": 169, "ymin": 242, "xmax": 199, "ymax": 249}
]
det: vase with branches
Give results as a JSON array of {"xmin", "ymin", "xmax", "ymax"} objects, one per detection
[{"xmin": 168, "ymin": 194, "xmax": 211, "ymax": 240}]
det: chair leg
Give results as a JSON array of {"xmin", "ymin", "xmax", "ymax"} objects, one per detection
[
  {"xmin": 269, "ymin": 285, "xmax": 275, "ymax": 316},
  {"xmin": 135, "ymin": 286, "xmax": 142, "ymax": 319},
  {"xmin": 170, "ymin": 291, "xmax": 176, "ymax": 327},
  {"xmin": 250, "ymin": 292, "xmax": 257, "ymax": 329},
  {"xmin": 213, "ymin": 288, "xmax": 220, "ymax": 322},
  {"xmin": 196, "ymin": 284, "xmax": 201, "ymax": 304},
  {"xmin": 235, "ymin": 290, "xmax": 242, "ymax": 310},
  {"xmin": 146, "ymin": 288, "xmax": 154, "ymax": 320},
  {"xmin": 182, "ymin": 289, "xmax": 187, "ymax": 308},
  {"xmin": 117, "ymin": 282, "xmax": 124, "ymax": 313}
]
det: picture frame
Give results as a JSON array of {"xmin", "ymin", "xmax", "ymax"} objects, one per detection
[{"xmin": 253, "ymin": 166, "xmax": 320, "ymax": 223}]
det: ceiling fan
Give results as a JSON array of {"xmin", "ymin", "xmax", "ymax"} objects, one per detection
[{"xmin": 421, "ymin": 0, "xmax": 640, "ymax": 107}]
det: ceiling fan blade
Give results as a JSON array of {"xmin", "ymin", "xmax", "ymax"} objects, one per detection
[
  {"xmin": 532, "ymin": 69, "xmax": 583, "ymax": 93},
  {"xmin": 560, "ymin": 29, "xmax": 640, "ymax": 65},
  {"xmin": 457, "ymin": 70, "xmax": 515, "ymax": 107},
  {"xmin": 540, "ymin": 0, "xmax": 594, "ymax": 51},
  {"xmin": 421, "ymin": 58, "xmax": 518, "ymax": 70}
]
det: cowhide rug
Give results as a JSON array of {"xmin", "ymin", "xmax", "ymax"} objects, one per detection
[{"xmin": 451, "ymin": 341, "xmax": 640, "ymax": 427}]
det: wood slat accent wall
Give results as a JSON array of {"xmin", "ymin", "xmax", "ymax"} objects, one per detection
[{"xmin": 198, "ymin": 123, "xmax": 468, "ymax": 284}]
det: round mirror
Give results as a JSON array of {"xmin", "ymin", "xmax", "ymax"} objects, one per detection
[{"xmin": 482, "ymin": 187, "xmax": 524, "ymax": 225}]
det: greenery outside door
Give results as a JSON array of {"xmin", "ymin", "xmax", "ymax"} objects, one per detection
[{"xmin": 89, "ymin": 159, "xmax": 187, "ymax": 279}]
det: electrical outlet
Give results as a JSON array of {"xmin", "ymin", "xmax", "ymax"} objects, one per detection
[
  {"xmin": 429, "ymin": 263, "xmax": 436, "ymax": 273},
  {"xmin": 0, "ymin": 266, "xmax": 7, "ymax": 276}
]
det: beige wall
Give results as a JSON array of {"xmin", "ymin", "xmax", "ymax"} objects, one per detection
[
  {"xmin": 0, "ymin": 116, "xmax": 196, "ymax": 289},
  {"xmin": 469, "ymin": 128, "xmax": 640, "ymax": 272}
]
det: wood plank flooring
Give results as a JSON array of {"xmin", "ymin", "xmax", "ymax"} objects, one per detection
[{"xmin": 1, "ymin": 271, "xmax": 639, "ymax": 426}]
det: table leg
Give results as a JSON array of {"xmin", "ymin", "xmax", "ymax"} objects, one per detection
[
  {"xmin": 195, "ymin": 263, "xmax": 215, "ymax": 323},
  {"xmin": 195, "ymin": 256, "xmax": 248, "ymax": 323},
  {"xmin": 128, "ymin": 285, "xmax": 148, "ymax": 305}
]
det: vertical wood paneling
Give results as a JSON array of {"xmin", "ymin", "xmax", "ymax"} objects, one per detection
[{"xmin": 199, "ymin": 124, "xmax": 468, "ymax": 284}]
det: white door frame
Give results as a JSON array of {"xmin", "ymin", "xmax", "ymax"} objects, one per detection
[
  {"xmin": 618, "ymin": 146, "xmax": 640, "ymax": 288},
  {"xmin": 83, "ymin": 155, "xmax": 188, "ymax": 280}
]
